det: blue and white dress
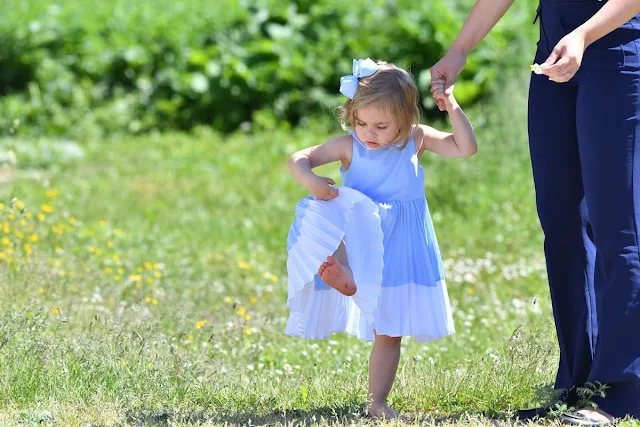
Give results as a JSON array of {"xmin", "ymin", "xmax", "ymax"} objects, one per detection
[{"xmin": 285, "ymin": 131, "xmax": 455, "ymax": 342}]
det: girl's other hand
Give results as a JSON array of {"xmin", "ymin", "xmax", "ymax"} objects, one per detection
[{"xmin": 307, "ymin": 176, "xmax": 339, "ymax": 201}]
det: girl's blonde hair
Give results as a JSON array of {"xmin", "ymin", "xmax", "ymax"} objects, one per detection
[{"xmin": 338, "ymin": 60, "xmax": 420, "ymax": 148}]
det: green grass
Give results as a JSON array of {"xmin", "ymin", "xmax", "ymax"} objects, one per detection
[{"xmin": 0, "ymin": 72, "xmax": 638, "ymax": 426}]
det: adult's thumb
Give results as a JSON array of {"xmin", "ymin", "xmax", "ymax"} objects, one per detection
[{"xmin": 542, "ymin": 50, "xmax": 559, "ymax": 67}]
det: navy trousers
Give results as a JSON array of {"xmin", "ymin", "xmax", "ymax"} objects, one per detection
[{"xmin": 528, "ymin": 0, "xmax": 640, "ymax": 418}]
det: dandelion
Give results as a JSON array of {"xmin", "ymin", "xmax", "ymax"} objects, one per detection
[
  {"xmin": 88, "ymin": 246, "xmax": 96, "ymax": 253},
  {"xmin": 196, "ymin": 320, "xmax": 208, "ymax": 329},
  {"xmin": 113, "ymin": 254, "xmax": 121, "ymax": 262},
  {"xmin": 39, "ymin": 288, "xmax": 45, "ymax": 294},
  {"xmin": 130, "ymin": 274, "xmax": 141, "ymax": 282},
  {"xmin": 40, "ymin": 204, "xmax": 54, "ymax": 213},
  {"xmin": 137, "ymin": 267, "xmax": 144, "ymax": 273},
  {"xmin": 0, "ymin": 203, "xmax": 3, "ymax": 210},
  {"xmin": 24, "ymin": 244, "xmax": 32, "ymax": 255},
  {"xmin": 46, "ymin": 189, "xmax": 59, "ymax": 199},
  {"xmin": 29, "ymin": 235, "xmax": 38, "ymax": 242},
  {"xmin": 37, "ymin": 213, "xmax": 45, "ymax": 221},
  {"xmin": 224, "ymin": 296, "xmax": 233, "ymax": 303},
  {"xmin": 114, "ymin": 228, "xmax": 121, "ymax": 236},
  {"xmin": 26, "ymin": 212, "xmax": 32, "ymax": 219},
  {"xmin": 14, "ymin": 200, "xmax": 24, "ymax": 210},
  {"xmin": 114, "ymin": 275, "xmax": 121, "ymax": 281},
  {"xmin": 14, "ymin": 230, "xmax": 23, "ymax": 239},
  {"xmin": 69, "ymin": 217, "xmax": 76, "ymax": 224},
  {"xmin": 104, "ymin": 267, "xmax": 113, "ymax": 274},
  {"xmin": 144, "ymin": 262, "xmax": 152, "ymax": 270},
  {"xmin": 145, "ymin": 297, "xmax": 152, "ymax": 303},
  {"xmin": 146, "ymin": 277, "xmax": 154, "ymax": 285},
  {"xmin": 152, "ymin": 299, "xmax": 158, "ymax": 305},
  {"xmin": 237, "ymin": 260, "xmax": 251, "ymax": 270},
  {"xmin": 117, "ymin": 267, "xmax": 124, "ymax": 274},
  {"xmin": 2, "ymin": 238, "xmax": 9, "ymax": 246},
  {"xmin": 107, "ymin": 241, "xmax": 114, "ymax": 248},
  {"xmin": 188, "ymin": 335, "xmax": 194, "ymax": 341},
  {"xmin": 0, "ymin": 252, "xmax": 5, "ymax": 260},
  {"xmin": 19, "ymin": 219, "xmax": 26, "ymax": 227},
  {"xmin": 250, "ymin": 296, "xmax": 258, "ymax": 304},
  {"xmin": 51, "ymin": 307, "xmax": 60, "ymax": 315},
  {"xmin": 154, "ymin": 272, "xmax": 162, "ymax": 279},
  {"xmin": 245, "ymin": 315, "xmax": 253, "ymax": 321},
  {"xmin": 237, "ymin": 306, "xmax": 247, "ymax": 316},
  {"xmin": 245, "ymin": 328, "xmax": 253, "ymax": 336},
  {"xmin": 98, "ymin": 220, "xmax": 106, "ymax": 227}
]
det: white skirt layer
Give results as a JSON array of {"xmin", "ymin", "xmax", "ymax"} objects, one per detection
[{"xmin": 285, "ymin": 186, "xmax": 455, "ymax": 342}]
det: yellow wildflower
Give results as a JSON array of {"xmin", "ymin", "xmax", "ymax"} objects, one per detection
[
  {"xmin": 237, "ymin": 260, "xmax": 252, "ymax": 270},
  {"xmin": 40, "ymin": 204, "xmax": 54, "ymax": 213},
  {"xmin": 196, "ymin": 320, "xmax": 208, "ymax": 329}
]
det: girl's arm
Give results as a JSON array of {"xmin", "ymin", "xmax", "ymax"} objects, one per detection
[
  {"xmin": 419, "ymin": 95, "xmax": 478, "ymax": 159},
  {"xmin": 288, "ymin": 135, "xmax": 351, "ymax": 200}
]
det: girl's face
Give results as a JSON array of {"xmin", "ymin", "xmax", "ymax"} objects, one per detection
[{"xmin": 353, "ymin": 105, "xmax": 400, "ymax": 150}]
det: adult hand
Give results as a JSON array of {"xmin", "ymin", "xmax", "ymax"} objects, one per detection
[
  {"xmin": 541, "ymin": 29, "xmax": 587, "ymax": 83},
  {"xmin": 430, "ymin": 50, "xmax": 468, "ymax": 111}
]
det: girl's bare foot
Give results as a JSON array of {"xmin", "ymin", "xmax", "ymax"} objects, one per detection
[
  {"xmin": 367, "ymin": 402, "xmax": 399, "ymax": 420},
  {"xmin": 318, "ymin": 256, "xmax": 357, "ymax": 296}
]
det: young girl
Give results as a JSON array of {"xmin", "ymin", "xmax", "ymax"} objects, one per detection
[{"xmin": 285, "ymin": 58, "xmax": 477, "ymax": 419}]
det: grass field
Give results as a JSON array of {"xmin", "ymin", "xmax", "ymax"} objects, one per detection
[{"xmin": 1, "ymin": 72, "xmax": 637, "ymax": 426}]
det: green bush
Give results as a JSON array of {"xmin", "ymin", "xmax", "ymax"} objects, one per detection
[{"xmin": 0, "ymin": 0, "xmax": 537, "ymax": 137}]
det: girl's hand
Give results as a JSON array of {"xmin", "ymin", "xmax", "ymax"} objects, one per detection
[
  {"xmin": 541, "ymin": 29, "xmax": 587, "ymax": 83},
  {"xmin": 429, "ymin": 50, "xmax": 467, "ymax": 111},
  {"xmin": 307, "ymin": 176, "xmax": 338, "ymax": 201},
  {"xmin": 433, "ymin": 91, "xmax": 458, "ymax": 112}
]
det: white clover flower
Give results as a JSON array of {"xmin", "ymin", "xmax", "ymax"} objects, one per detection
[{"xmin": 530, "ymin": 63, "xmax": 544, "ymax": 75}]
